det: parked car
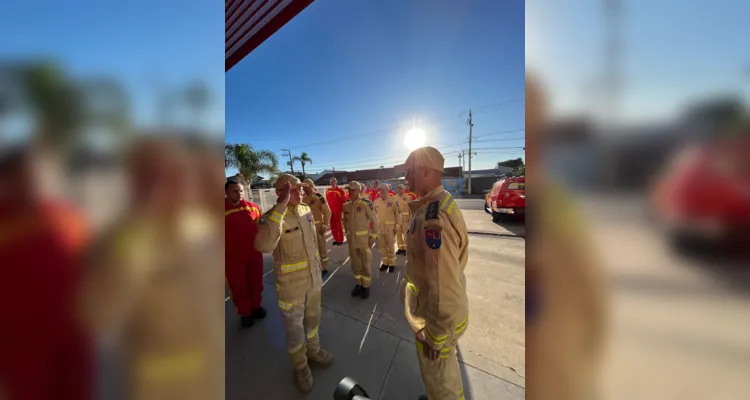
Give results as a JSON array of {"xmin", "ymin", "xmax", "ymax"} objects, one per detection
[
  {"xmin": 650, "ymin": 138, "xmax": 750, "ymax": 250},
  {"xmin": 484, "ymin": 177, "xmax": 526, "ymax": 222}
]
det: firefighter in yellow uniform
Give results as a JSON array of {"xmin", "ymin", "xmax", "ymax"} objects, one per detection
[
  {"xmin": 400, "ymin": 146, "xmax": 469, "ymax": 400},
  {"xmin": 525, "ymin": 72, "xmax": 606, "ymax": 400},
  {"xmin": 302, "ymin": 178, "xmax": 332, "ymax": 278},
  {"xmin": 395, "ymin": 184, "xmax": 411, "ymax": 255},
  {"xmin": 374, "ymin": 184, "xmax": 400, "ymax": 273},
  {"xmin": 254, "ymin": 174, "xmax": 333, "ymax": 393},
  {"xmin": 342, "ymin": 181, "xmax": 379, "ymax": 299}
]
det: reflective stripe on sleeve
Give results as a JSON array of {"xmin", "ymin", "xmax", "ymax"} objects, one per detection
[
  {"xmin": 425, "ymin": 327, "xmax": 448, "ymax": 347},
  {"xmin": 268, "ymin": 211, "xmax": 283, "ymax": 223},
  {"xmin": 355, "ymin": 230, "xmax": 369, "ymax": 236},
  {"xmin": 455, "ymin": 315, "xmax": 469, "ymax": 335}
]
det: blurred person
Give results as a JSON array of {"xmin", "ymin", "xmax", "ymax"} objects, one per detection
[
  {"xmin": 374, "ymin": 184, "xmax": 399, "ymax": 273},
  {"xmin": 80, "ymin": 137, "xmax": 223, "ymax": 400},
  {"xmin": 525, "ymin": 72, "xmax": 607, "ymax": 400},
  {"xmin": 225, "ymin": 179, "xmax": 266, "ymax": 328},
  {"xmin": 0, "ymin": 145, "xmax": 93, "ymax": 400},
  {"xmin": 302, "ymin": 178, "xmax": 332, "ymax": 278},
  {"xmin": 387, "ymin": 183, "xmax": 396, "ymax": 197},
  {"xmin": 326, "ymin": 177, "xmax": 347, "ymax": 245},
  {"xmin": 404, "ymin": 186, "xmax": 418, "ymax": 200},
  {"xmin": 342, "ymin": 181, "xmax": 379, "ymax": 299},
  {"xmin": 395, "ymin": 184, "xmax": 412, "ymax": 255},
  {"xmin": 368, "ymin": 180, "xmax": 381, "ymax": 202},
  {"xmin": 254, "ymin": 174, "xmax": 333, "ymax": 393},
  {"xmin": 399, "ymin": 146, "xmax": 469, "ymax": 400}
]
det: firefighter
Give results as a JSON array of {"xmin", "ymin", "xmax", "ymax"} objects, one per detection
[
  {"xmin": 225, "ymin": 179, "xmax": 266, "ymax": 328},
  {"xmin": 395, "ymin": 184, "xmax": 411, "ymax": 255},
  {"xmin": 342, "ymin": 181, "xmax": 379, "ymax": 299},
  {"xmin": 368, "ymin": 180, "xmax": 380, "ymax": 202},
  {"xmin": 374, "ymin": 184, "xmax": 399, "ymax": 273},
  {"xmin": 81, "ymin": 137, "xmax": 224, "ymax": 400},
  {"xmin": 525, "ymin": 72, "xmax": 607, "ymax": 400},
  {"xmin": 302, "ymin": 178, "xmax": 332, "ymax": 278},
  {"xmin": 326, "ymin": 177, "xmax": 347, "ymax": 246},
  {"xmin": 387, "ymin": 184, "xmax": 396, "ymax": 197},
  {"xmin": 399, "ymin": 146, "xmax": 469, "ymax": 400},
  {"xmin": 0, "ymin": 146, "xmax": 93, "ymax": 400},
  {"xmin": 254, "ymin": 174, "xmax": 333, "ymax": 393}
]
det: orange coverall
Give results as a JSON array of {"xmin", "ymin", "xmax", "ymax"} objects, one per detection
[{"xmin": 225, "ymin": 198, "xmax": 264, "ymax": 316}]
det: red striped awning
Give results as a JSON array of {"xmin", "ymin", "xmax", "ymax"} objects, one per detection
[{"xmin": 225, "ymin": 0, "xmax": 315, "ymax": 72}]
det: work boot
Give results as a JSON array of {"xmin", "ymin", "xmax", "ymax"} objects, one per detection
[
  {"xmin": 379, "ymin": 264, "xmax": 388, "ymax": 271},
  {"xmin": 333, "ymin": 241, "xmax": 340, "ymax": 246},
  {"xmin": 351, "ymin": 285, "xmax": 363, "ymax": 297},
  {"xmin": 388, "ymin": 265, "xmax": 395, "ymax": 273},
  {"xmin": 360, "ymin": 286, "xmax": 370, "ymax": 299},
  {"xmin": 307, "ymin": 347, "xmax": 334, "ymax": 367},
  {"xmin": 240, "ymin": 316, "xmax": 255, "ymax": 328},
  {"xmin": 251, "ymin": 307, "xmax": 267, "ymax": 319},
  {"xmin": 294, "ymin": 365, "xmax": 314, "ymax": 393},
  {"xmin": 322, "ymin": 269, "xmax": 329, "ymax": 279},
  {"xmin": 396, "ymin": 249, "xmax": 405, "ymax": 255},
  {"xmin": 418, "ymin": 395, "xmax": 428, "ymax": 400}
]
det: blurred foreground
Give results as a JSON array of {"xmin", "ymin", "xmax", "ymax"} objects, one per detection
[{"xmin": 1, "ymin": 60, "xmax": 224, "ymax": 399}]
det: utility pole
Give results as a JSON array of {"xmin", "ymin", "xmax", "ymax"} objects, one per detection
[
  {"xmin": 281, "ymin": 149, "xmax": 294, "ymax": 174},
  {"xmin": 467, "ymin": 110, "xmax": 474, "ymax": 195}
]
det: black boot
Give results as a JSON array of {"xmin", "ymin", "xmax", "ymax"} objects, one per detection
[
  {"xmin": 379, "ymin": 264, "xmax": 388, "ymax": 271},
  {"xmin": 351, "ymin": 284, "xmax": 363, "ymax": 297},
  {"xmin": 251, "ymin": 307, "xmax": 267, "ymax": 319},
  {"xmin": 388, "ymin": 265, "xmax": 395, "ymax": 273},
  {"xmin": 360, "ymin": 286, "xmax": 370, "ymax": 299},
  {"xmin": 240, "ymin": 316, "xmax": 255, "ymax": 328},
  {"xmin": 418, "ymin": 395, "xmax": 428, "ymax": 400},
  {"xmin": 322, "ymin": 269, "xmax": 329, "ymax": 279}
]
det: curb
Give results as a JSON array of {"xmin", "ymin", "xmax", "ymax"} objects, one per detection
[{"xmin": 467, "ymin": 230, "xmax": 525, "ymax": 239}]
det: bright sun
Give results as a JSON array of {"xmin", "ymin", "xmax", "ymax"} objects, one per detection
[{"xmin": 404, "ymin": 128, "xmax": 426, "ymax": 150}]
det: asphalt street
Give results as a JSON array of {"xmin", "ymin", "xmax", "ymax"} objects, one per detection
[
  {"xmin": 577, "ymin": 194, "xmax": 750, "ymax": 399},
  {"xmin": 225, "ymin": 199, "xmax": 526, "ymax": 400}
]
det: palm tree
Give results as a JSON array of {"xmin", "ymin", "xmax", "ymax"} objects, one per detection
[
  {"xmin": 294, "ymin": 152, "xmax": 313, "ymax": 177},
  {"xmin": 224, "ymin": 143, "xmax": 279, "ymax": 188}
]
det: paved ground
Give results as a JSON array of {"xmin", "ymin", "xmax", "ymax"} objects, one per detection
[
  {"xmin": 576, "ymin": 194, "xmax": 750, "ymax": 399},
  {"xmin": 225, "ymin": 201, "xmax": 526, "ymax": 400},
  {"xmin": 455, "ymin": 199, "xmax": 526, "ymax": 237}
]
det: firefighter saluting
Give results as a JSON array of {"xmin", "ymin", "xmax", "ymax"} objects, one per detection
[
  {"xmin": 400, "ymin": 146, "xmax": 470, "ymax": 400},
  {"xmin": 302, "ymin": 178, "xmax": 332, "ymax": 278},
  {"xmin": 394, "ymin": 184, "xmax": 411, "ymax": 255},
  {"xmin": 254, "ymin": 174, "xmax": 334, "ymax": 393},
  {"xmin": 374, "ymin": 184, "xmax": 399, "ymax": 273},
  {"xmin": 342, "ymin": 181, "xmax": 379, "ymax": 299}
]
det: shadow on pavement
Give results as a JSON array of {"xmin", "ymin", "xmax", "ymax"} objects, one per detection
[
  {"xmin": 676, "ymin": 242, "xmax": 750, "ymax": 296},
  {"xmin": 492, "ymin": 220, "xmax": 526, "ymax": 237}
]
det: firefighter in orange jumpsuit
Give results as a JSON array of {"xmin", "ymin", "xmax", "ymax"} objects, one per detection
[
  {"xmin": 225, "ymin": 179, "xmax": 266, "ymax": 328},
  {"xmin": 326, "ymin": 177, "xmax": 347, "ymax": 245},
  {"xmin": 387, "ymin": 184, "xmax": 396, "ymax": 197},
  {"xmin": 0, "ymin": 146, "xmax": 92, "ymax": 400},
  {"xmin": 368, "ymin": 180, "xmax": 381, "ymax": 202}
]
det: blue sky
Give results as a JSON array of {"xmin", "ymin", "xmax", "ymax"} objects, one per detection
[
  {"xmin": 0, "ymin": 0, "xmax": 224, "ymax": 134},
  {"xmin": 527, "ymin": 0, "xmax": 750, "ymax": 123},
  {"xmin": 226, "ymin": 0, "xmax": 525, "ymax": 176}
]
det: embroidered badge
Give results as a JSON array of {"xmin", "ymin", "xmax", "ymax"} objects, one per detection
[
  {"xmin": 425, "ymin": 201, "xmax": 440, "ymax": 220},
  {"xmin": 306, "ymin": 214, "xmax": 313, "ymax": 223},
  {"xmin": 424, "ymin": 225, "xmax": 442, "ymax": 249},
  {"xmin": 260, "ymin": 215, "xmax": 267, "ymax": 225},
  {"xmin": 387, "ymin": 202, "xmax": 392, "ymax": 208}
]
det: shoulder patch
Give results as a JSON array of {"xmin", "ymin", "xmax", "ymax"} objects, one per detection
[
  {"xmin": 425, "ymin": 201, "xmax": 440, "ymax": 220},
  {"xmin": 424, "ymin": 225, "xmax": 442, "ymax": 249}
]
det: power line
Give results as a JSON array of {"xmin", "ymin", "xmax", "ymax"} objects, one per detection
[
  {"xmin": 472, "ymin": 136, "xmax": 525, "ymax": 144},
  {"xmin": 285, "ymin": 100, "xmax": 523, "ymax": 150},
  {"xmin": 473, "ymin": 128, "xmax": 525, "ymax": 139}
]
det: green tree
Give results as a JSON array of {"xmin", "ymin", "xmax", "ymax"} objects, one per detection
[
  {"xmin": 294, "ymin": 152, "xmax": 313, "ymax": 177},
  {"xmin": 497, "ymin": 158, "xmax": 524, "ymax": 169},
  {"xmin": 512, "ymin": 163, "xmax": 525, "ymax": 177},
  {"xmin": 224, "ymin": 143, "xmax": 279, "ymax": 188}
]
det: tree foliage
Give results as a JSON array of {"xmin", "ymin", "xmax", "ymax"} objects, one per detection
[
  {"xmin": 497, "ymin": 158, "xmax": 524, "ymax": 169},
  {"xmin": 224, "ymin": 143, "xmax": 279, "ymax": 187},
  {"xmin": 294, "ymin": 152, "xmax": 313, "ymax": 176}
]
